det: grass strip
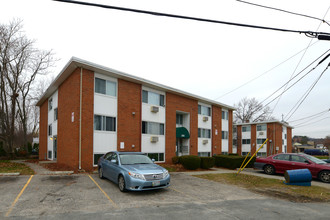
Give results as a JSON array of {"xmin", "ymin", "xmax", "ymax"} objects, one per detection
[
  {"xmin": 0, "ymin": 160, "xmax": 34, "ymax": 175},
  {"xmin": 194, "ymin": 173, "xmax": 330, "ymax": 203}
]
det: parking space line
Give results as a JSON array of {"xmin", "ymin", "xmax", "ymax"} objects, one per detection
[
  {"xmin": 5, "ymin": 175, "xmax": 34, "ymax": 217},
  {"xmin": 170, "ymin": 187, "xmax": 201, "ymax": 202},
  {"xmin": 87, "ymin": 174, "xmax": 118, "ymax": 209}
]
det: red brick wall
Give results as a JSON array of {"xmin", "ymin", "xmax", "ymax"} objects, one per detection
[
  {"xmin": 212, "ymin": 106, "xmax": 222, "ymax": 155},
  {"xmin": 237, "ymin": 125, "xmax": 242, "ymax": 155},
  {"xmin": 58, "ymin": 68, "xmax": 81, "ymax": 170},
  {"xmin": 251, "ymin": 124, "xmax": 256, "ymax": 155},
  {"xmin": 117, "ymin": 79, "xmax": 141, "ymax": 152},
  {"xmin": 228, "ymin": 110, "xmax": 233, "ymax": 153},
  {"xmin": 287, "ymin": 127, "xmax": 292, "ymax": 153},
  {"xmin": 39, "ymin": 99, "xmax": 48, "ymax": 160},
  {"xmin": 267, "ymin": 123, "xmax": 282, "ymax": 155},
  {"xmin": 80, "ymin": 69, "xmax": 94, "ymax": 171},
  {"xmin": 165, "ymin": 93, "xmax": 198, "ymax": 163}
]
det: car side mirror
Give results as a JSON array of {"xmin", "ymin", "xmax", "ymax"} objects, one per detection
[
  {"xmin": 305, "ymin": 160, "xmax": 310, "ymax": 164},
  {"xmin": 110, "ymin": 159, "xmax": 117, "ymax": 164},
  {"xmin": 152, "ymin": 159, "xmax": 155, "ymax": 163}
]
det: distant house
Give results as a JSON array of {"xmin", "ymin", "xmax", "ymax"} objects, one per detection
[{"xmin": 233, "ymin": 121, "xmax": 293, "ymax": 157}]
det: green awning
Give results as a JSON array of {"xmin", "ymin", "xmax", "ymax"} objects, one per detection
[{"xmin": 176, "ymin": 127, "xmax": 190, "ymax": 139}]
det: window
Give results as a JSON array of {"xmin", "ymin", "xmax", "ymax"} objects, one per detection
[
  {"xmin": 257, "ymin": 125, "xmax": 266, "ymax": 131},
  {"xmin": 142, "ymin": 90, "xmax": 164, "ymax": 106},
  {"xmin": 273, "ymin": 154, "xmax": 290, "ymax": 161},
  {"xmin": 176, "ymin": 114, "xmax": 183, "ymax": 125},
  {"xmin": 222, "ymin": 111, "xmax": 228, "ymax": 120},
  {"xmin": 221, "ymin": 152, "xmax": 229, "ymax": 155},
  {"xmin": 233, "ymin": 126, "xmax": 237, "ymax": 133},
  {"xmin": 257, "ymin": 152, "xmax": 267, "ymax": 157},
  {"xmin": 257, "ymin": 139, "xmax": 267, "ymax": 144},
  {"xmin": 242, "ymin": 126, "xmax": 251, "ymax": 132},
  {"xmin": 48, "ymin": 98, "xmax": 53, "ymax": 111},
  {"xmin": 198, "ymin": 152, "xmax": 211, "ymax": 157},
  {"xmin": 282, "ymin": 139, "xmax": 284, "ymax": 145},
  {"xmin": 147, "ymin": 153, "xmax": 164, "ymax": 162},
  {"xmin": 242, "ymin": 139, "xmax": 251, "ymax": 144},
  {"xmin": 48, "ymin": 150, "xmax": 52, "ymax": 159},
  {"xmin": 291, "ymin": 155, "xmax": 308, "ymax": 163},
  {"xmin": 142, "ymin": 121, "xmax": 164, "ymax": 135},
  {"xmin": 242, "ymin": 152, "xmax": 249, "ymax": 156},
  {"xmin": 198, "ymin": 128, "xmax": 211, "ymax": 138},
  {"xmin": 285, "ymin": 134, "xmax": 287, "ymax": 139},
  {"xmin": 94, "ymin": 153, "xmax": 104, "ymax": 165},
  {"xmin": 48, "ymin": 125, "xmax": 52, "ymax": 136},
  {"xmin": 222, "ymin": 131, "xmax": 228, "ymax": 139},
  {"xmin": 95, "ymin": 78, "xmax": 117, "ymax": 97},
  {"xmin": 198, "ymin": 105, "xmax": 211, "ymax": 116},
  {"xmin": 54, "ymin": 108, "xmax": 58, "ymax": 121},
  {"xmin": 94, "ymin": 115, "xmax": 116, "ymax": 131}
]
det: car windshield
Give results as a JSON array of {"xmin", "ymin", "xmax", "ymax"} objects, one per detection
[
  {"xmin": 302, "ymin": 154, "xmax": 327, "ymax": 164},
  {"xmin": 119, "ymin": 154, "xmax": 153, "ymax": 165}
]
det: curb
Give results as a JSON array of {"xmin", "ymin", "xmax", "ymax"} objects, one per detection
[
  {"xmin": 0, "ymin": 172, "xmax": 20, "ymax": 176},
  {"xmin": 43, "ymin": 171, "xmax": 74, "ymax": 175}
]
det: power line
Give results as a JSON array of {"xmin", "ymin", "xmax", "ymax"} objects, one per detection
[
  {"xmin": 293, "ymin": 116, "xmax": 330, "ymax": 128},
  {"xmin": 270, "ymin": 5, "xmax": 330, "ymax": 114},
  {"xmin": 288, "ymin": 109, "xmax": 330, "ymax": 123},
  {"xmin": 285, "ymin": 63, "xmax": 330, "ymax": 121},
  {"xmin": 236, "ymin": 0, "xmax": 330, "ymax": 26},
  {"xmin": 260, "ymin": 50, "xmax": 330, "ymax": 107},
  {"xmin": 52, "ymin": 0, "xmax": 330, "ymax": 38},
  {"xmin": 214, "ymin": 41, "xmax": 319, "ymax": 100}
]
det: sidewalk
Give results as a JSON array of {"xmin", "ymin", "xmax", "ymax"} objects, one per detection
[{"xmin": 177, "ymin": 167, "xmax": 330, "ymax": 189}]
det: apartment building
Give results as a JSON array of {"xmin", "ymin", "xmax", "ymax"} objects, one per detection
[
  {"xmin": 37, "ymin": 57, "xmax": 235, "ymax": 171},
  {"xmin": 233, "ymin": 121, "xmax": 293, "ymax": 157}
]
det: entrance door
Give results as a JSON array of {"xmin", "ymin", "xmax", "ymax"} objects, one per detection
[
  {"xmin": 176, "ymin": 139, "xmax": 182, "ymax": 156},
  {"xmin": 53, "ymin": 136, "xmax": 57, "ymax": 160}
]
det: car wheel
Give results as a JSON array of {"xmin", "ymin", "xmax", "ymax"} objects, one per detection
[
  {"xmin": 319, "ymin": 171, "xmax": 330, "ymax": 183},
  {"xmin": 264, "ymin": 165, "xmax": 275, "ymax": 175},
  {"xmin": 118, "ymin": 175, "xmax": 127, "ymax": 192},
  {"xmin": 99, "ymin": 167, "xmax": 104, "ymax": 179}
]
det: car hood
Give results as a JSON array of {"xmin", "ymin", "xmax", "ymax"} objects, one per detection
[{"xmin": 122, "ymin": 164, "xmax": 165, "ymax": 174}]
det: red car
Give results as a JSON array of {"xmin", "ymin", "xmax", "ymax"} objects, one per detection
[{"xmin": 254, "ymin": 153, "xmax": 330, "ymax": 183}]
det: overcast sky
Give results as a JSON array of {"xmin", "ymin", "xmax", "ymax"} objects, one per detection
[{"xmin": 1, "ymin": 0, "xmax": 330, "ymax": 138}]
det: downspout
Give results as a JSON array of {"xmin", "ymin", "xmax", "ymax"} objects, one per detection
[{"xmin": 79, "ymin": 67, "xmax": 82, "ymax": 170}]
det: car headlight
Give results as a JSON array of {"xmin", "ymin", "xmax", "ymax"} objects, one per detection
[
  {"xmin": 128, "ymin": 172, "xmax": 146, "ymax": 180},
  {"xmin": 163, "ymin": 170, "xmax": 169, "ymax": 178}
]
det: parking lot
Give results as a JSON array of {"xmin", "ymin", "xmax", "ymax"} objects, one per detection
[{"xmin": 1, "ymin": 173, "xmax": 330, "ymax": 219}]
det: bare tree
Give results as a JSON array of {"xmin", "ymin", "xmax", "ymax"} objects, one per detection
[
  {"xmin": 0, "ymin": 19, "xmax": 55, "ymax": 156},
  {"xmin": 234, "ymin": 97, "xmax": 275, "ymax": 123}
]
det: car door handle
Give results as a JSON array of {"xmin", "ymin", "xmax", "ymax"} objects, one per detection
[{"xmin": 291, "ymin": 163, "xmax": 295, "ymax": 165}]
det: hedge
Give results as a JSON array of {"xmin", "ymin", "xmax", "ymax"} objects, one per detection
[
  {"xmin": 180, "ymin": 155, "xmax": 201, "ymax": 170},
  {"xmin": 172, "ymin": 156, "xmax": 180, "ymax": 164},
  {"xmin": 200, "ymin": 157, "xmax": 215, "ymax": 169},
  {"xmin": 214, "ymin": 155, "xmax": 256, "ymax": 170}
]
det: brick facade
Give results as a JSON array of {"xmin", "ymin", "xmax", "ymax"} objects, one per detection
[
  {"xmin": 117, "ymin": 79, "xmax": 142, "ymax": 152},
  {"xmin": 212, "ymin": 106, "xmax": 222, "ymax": 155},
  {"xmin": 165, "ymin": 92, "xmax": 198, "ymax": 163},
  {"xmin": 39, "ymin": 99, "xmax": 48, "ymax": 160}
]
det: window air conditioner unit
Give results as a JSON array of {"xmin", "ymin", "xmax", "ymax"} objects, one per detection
[
  {"xmin": 150, "ymin": 136, "xmax": 159, "ymax": 143},
  {"xmin": 203, "ymin": 139, "xmax": 208, "ymax": 145},
  {"xmin": 203, "ymin": 116, "xmax": 208, "ymax": 122},
  {"xmin": 259, "ymin": 132, "xmax": 264, "ymax": 135},
  {"xmin": 151, "ymin": 106, "xmax": 159, "ymax": 113}
]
